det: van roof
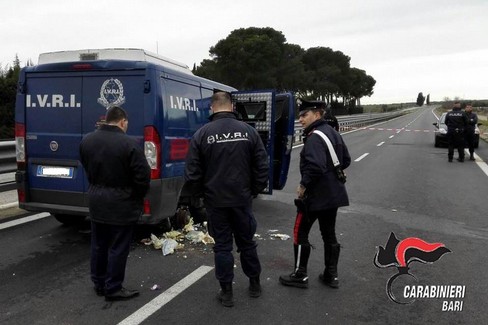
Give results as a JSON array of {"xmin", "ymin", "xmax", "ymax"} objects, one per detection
[{"xmin": 38, "ymin": 48, "xmax": 192, "ymax": 74}]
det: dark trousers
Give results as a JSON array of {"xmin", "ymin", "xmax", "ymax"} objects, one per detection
[
  {"xmin": 447, "ymin": 131, "xmax": 465, "ymax": 160},
  {"xmin": 90, "ymin": 221, "xmax": 134, "ymax": 294},
  {"xmin": 206, "ymin": 205, "xmax": 261, "ymax": 283},
  {"xmin": 465, "ymin": 131, "xmax": 476, "ymax": 155},
  {"xmin": 294, "ymin": 208, "xmax": 338, "ymax": 246}
]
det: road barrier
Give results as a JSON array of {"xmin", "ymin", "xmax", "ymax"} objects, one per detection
[
  {"xmin": 293, "ymin": 110, "xmax": 406, "ymax": 144},
  {"xmin": 0, "ymin": 111, "xmax": 407, "ymax": 177}
]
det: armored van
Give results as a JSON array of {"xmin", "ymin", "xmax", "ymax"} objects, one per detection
[{"xmin": 15, "ymin": 49, "xmax": 294, "ymax": 226}]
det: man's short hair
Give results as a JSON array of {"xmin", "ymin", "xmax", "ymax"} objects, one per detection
[
  {"xmin": 211, "ymin": 92, "xmax": 232, "ymax": 107},
  {"xmin": 106, "ymin": 106, "xmax": 128, "ymax": 123}
]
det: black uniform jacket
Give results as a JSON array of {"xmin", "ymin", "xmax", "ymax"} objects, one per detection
[
  {"xmin": 184, "ymin": 111, "xmax": 269, "ymax": 207},
  {"xmin": 445, "ymin": 109, "xmax": 468, "ymax": 133},
  {"xmin": 300, "ymin": 119, "xmax": 351, "ymax": 211},
  {"xmin": 80, "ymin": 124, "xmax": 150, "ymax": 225},
  {"xmin": 466, "ymin": 112, "xmax": 478, "ymax": 133}
]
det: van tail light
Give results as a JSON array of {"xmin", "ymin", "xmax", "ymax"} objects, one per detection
[
  {"xmin": 144, "ymin": 126, "xmax": 161, "ymax": 179},
  {"xmin": 17, "ymin": 189, "xmax": 26, "ymax": 203},
  {"xmin": 15, "ymin": 123, "xmax": 26, "ymax": 170},
  {"xmin": 143, "ymin": 199, "xmax": 151, "ymax": 215}
]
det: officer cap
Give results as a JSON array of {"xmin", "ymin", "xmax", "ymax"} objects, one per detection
[{"xmin": 297, "ymin": 99, "xmax": 326, "ymax": 117}]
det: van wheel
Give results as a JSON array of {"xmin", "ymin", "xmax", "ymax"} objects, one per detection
[{"xmin": 53, "ymin": 214, "xmax": 87, "ymax": 226}]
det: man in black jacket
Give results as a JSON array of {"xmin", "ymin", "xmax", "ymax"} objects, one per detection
[
  {"xmin": 80, "ymin": 106, "xmax": 150, "ymax": 301},
  {"xmin": 279, "ymin": 99, "xmax": 350, "ymax": 289},
  {"xmin": 464, "ymin": 103, "xmax": 478, "ymax": 161},
  {"xmin": 445, "ymin": 101, "xmax": 468, "ymax": 162},
  {"xmin": 185, "ymin": 92, "xmax": 268, "ymax": 307}
]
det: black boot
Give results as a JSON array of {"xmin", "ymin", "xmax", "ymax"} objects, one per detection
[
  {"xmin": 320, "ymin": 243, "xmax": 340, "ymax": 288},
  {"xmin": 217, "ymin": 282, "xmax": 234, "ymax": 307},
  {"xmin": 249, "ymin": 277, "xmax": 261, "ymax": 298},
  {"xmin": 279, "ymin": 244, "xmax": 310, "ymax": 288}
]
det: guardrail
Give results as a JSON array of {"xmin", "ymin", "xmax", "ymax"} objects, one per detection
[
  {"xmin": 0, "ymin": 140, "xmax": 16, "ymax": 174},
  {"xmin": 293, "ymin": 110, "xmax": 406, "ymax": 144},
  {"xmin": 0, "ymin": 111, "xmax": 407, "ymax": 177}
]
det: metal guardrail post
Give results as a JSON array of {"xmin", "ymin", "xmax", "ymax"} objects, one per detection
[{"xmin": 0, "ymin": 140, "xmax": 16, "ymax": 174}]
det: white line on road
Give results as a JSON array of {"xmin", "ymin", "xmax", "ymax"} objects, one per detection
[
  {"xmin": 377, "ymin": 142, "xmax": 385, "ymax": 147},
  {"xmin": 0, "ymin": 212, "xmax": 51, "ymax": 230},
  {"xmin": 465, "ymin": 150, "xmax": 488, "ymax": 177},
  {"xmin": 389, "ymin": 135, "xmax": 395, "ymax": 139},
  {"xmin": 355, "ymin": 153, "xmax": 369, "ymax": 162},
  {"xmin": 118, "ymin": 265, "xmax": 214, "ymax": 325}
]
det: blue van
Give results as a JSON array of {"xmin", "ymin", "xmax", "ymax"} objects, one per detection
[{"xmin": 15, "ymin": 49, "xmax": 295, "ymax": 226}]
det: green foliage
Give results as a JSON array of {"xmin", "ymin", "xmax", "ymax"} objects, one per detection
[
  {"xmin": 416, "ymin": 92, "xmax": 425, "ymax": 106},
  {"xmin": 194, "ymin": 27, "xmax": 376, "ymax": 107},
  {"xmin": 0, "ymin": 56, "xmax": 21, "ymax": 139}
]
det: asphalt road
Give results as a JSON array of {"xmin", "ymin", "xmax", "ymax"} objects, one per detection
[{"xmin": 1, "ymin": 106, "xmax": 487, "ymax": 325}]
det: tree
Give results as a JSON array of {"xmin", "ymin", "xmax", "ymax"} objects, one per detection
[
  {"xmin": 0, "ymin": 55, "xmax": 21, "ymax": 138},
  {"xmin": 195, "ymin": 27, "xmax": 287, "ymax": 89},
  {"xmin": 416, "ymin": 92, "xmax": 425, "ymax": 106}
]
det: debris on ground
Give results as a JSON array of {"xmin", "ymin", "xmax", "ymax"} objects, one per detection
[
  {"xmin": 142, "ymin": 218, "xmax": 215, "ymax": 256},
  {"xmin": 269, "ymin": 233, "xmax": 291, "ymax": 241}
]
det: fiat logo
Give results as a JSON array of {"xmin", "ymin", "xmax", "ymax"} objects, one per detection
[{"xmin": 50, "ymin": 141, "xmax": 59, "ymax": 152}]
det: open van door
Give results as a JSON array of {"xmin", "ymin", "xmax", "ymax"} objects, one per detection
[{"xmin": 231, "ymin": 91, "xmax": 294, "ymax": 194}]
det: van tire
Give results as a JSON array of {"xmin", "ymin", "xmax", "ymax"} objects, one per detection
[{"xmin": 53, "ymin": 214, "xmax": 86, "ymax": 226}]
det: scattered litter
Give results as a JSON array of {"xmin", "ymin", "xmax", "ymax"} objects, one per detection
[
  {"xmin": 150, "ymin": 234, "xmax": 163, "ymax": 249},
  {"xmin": 151, "ymin": 284, "xmax": 161, "ymax": 291},
  {"xmin": 201, "ymin": 232, "xmax": 215, "ymax": 245},
  {"xmin": 183, "ymin": 218, "xmax": 195, "ymax": 233},
  {"xmin": 164, "ymin": 230, "xmax": 184, "ymax": 241},
  {"xmin": 162, "ymin": 238, "xmax": 180, "ymax": 256},
  {"xmin": 392, "ymin": 209, "xmax": 398, "ymax": 212},
  {"xmin": 269, "ymin": 234, "xmax": 290, "ymax": 241},
  {"xmin": 267, "ymin": 229, "xmax": 279, "ymax": 233}
]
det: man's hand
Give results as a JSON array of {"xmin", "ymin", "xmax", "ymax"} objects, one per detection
[{"xmin": 297, "ymin": 184, "xmax": 306, "ymax": 199}]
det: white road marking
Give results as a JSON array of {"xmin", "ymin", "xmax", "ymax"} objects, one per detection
[
  {"xmin": 377, "ymin": 142, "xmax": 385, "ymax": 147},
  {"xmin": 355, "ymin": 153, "xmax": 369, "ymax": 162},
  {"xmin": 465, "ymin": 150, "xmax": 488, "ymax": 177},
  {"xmin": 118, "ymin": 265, "xmax": 214, "ymax": 325},
  {"xmin": 389, "ymin": 135, "xmax": 395, "ymax": 139},
  {"xmin": 0, "ymin": 212, "xmax": 51, "ymax": 230}
]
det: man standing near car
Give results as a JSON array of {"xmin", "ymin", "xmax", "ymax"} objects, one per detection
[
  {"xmin": 184, "ymin": 92, "xmax": 268, "ymax": 307},
  {"xmin": 80, "ymin": 105, "xmax": 150, "ymax": 301},
  {"xmin": 445, "ymin": 101, "xmax": 468, "ymax": 162},
  {"xmin": 464, "ymin": 103, "xmax": 478, "ymax": 161}
]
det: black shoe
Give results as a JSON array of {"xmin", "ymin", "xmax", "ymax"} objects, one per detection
[
  {"xmin": 457, "ymin": 158, "xmax": 464, "ymax": 162},
  {"xmin": 470, "ymin": 156, "xmax": 475, "ymax": 161},
  {"xmin": 216, "ymin": 283, "xmax": 234, "ymax": 307},
  {"xmin": 279, "ymin": 272, "xmax": 309, "ymax": 288},
  {"xmin": 249, "ymin": 277, "xmax": 261, "ymax": 298},
  {"xmin": 319, "ymin": 273, "xmax": 339, "ymax": 289},
  {"xmin": 94, "ymin": 287, "xmax": 105, "ymax": 297},
  {"xmin": 105, "ymin": 287, "xmax": 139, "ymax": 301},
  {"xmin": 448, "ymin": 158, "xmax": 453, "ymax": 162}
]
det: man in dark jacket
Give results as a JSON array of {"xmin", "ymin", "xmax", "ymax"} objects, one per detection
[
  {"xmin": 184, "ymin": 92, "xmax": 268, "ymax": 307},
  {"xmin": 280, "ymin": 99, "xmax": 350, "ymax": 289},
  {"xmin": 80, "ymin": 106, "xmax": 150, "ymax": 301},
  {"xmin": 464, "ymin": 103, "xmax": 478, "ymax": 161},
  {"xmin": 445, "ymin": 101, "xmax": 468, "ymax": 162}
]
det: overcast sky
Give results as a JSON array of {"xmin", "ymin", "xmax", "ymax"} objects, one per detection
[{"xmin": 1, "ymin": 0, "xmax": 486, "ymax": 104}]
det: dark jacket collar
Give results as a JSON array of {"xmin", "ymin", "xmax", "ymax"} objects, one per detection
[
  {"xmin": 99, "ymin": 124, "xmax": 125, "ymax": 133},
  {"xmin": 209, "ymin": 111, "xmax": 238, "ymax": 121},
  {"xmin": 303, "ymin": 119, "xmax": 327, "ymax": 135}
]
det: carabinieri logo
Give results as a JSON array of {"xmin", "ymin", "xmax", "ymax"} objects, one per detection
[{"xmin": 374, "ymin": 232, "xmax": 451, "ymax": 304}]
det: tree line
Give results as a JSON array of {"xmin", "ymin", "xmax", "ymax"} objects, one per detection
[
  {"xmin": 0, "ymin": 27, "xmax": 377, "ymax": 138},
  {"xmin": 0, "ymin": 56, "xmax": 20, "ymax": 139},
  {"xmin": 193, "ymin": 27, "xmax": 376, "ymax": 114}
]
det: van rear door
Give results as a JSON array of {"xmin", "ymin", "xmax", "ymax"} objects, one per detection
[
  {"xmin": 24, "ymin": 73, "xmax": 85, "ymax": 208},
  {"xmin": 232, "ymin": 91, "xmax": 295, "ymax": 194},
  {"xmin": 23, "ymin": 71, "xmax": 147, "ymax": 212}
]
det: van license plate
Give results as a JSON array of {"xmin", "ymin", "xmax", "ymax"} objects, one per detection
[{"xmin": 37, "ymin": 166, "xmax": 74, "ymax": 179}]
